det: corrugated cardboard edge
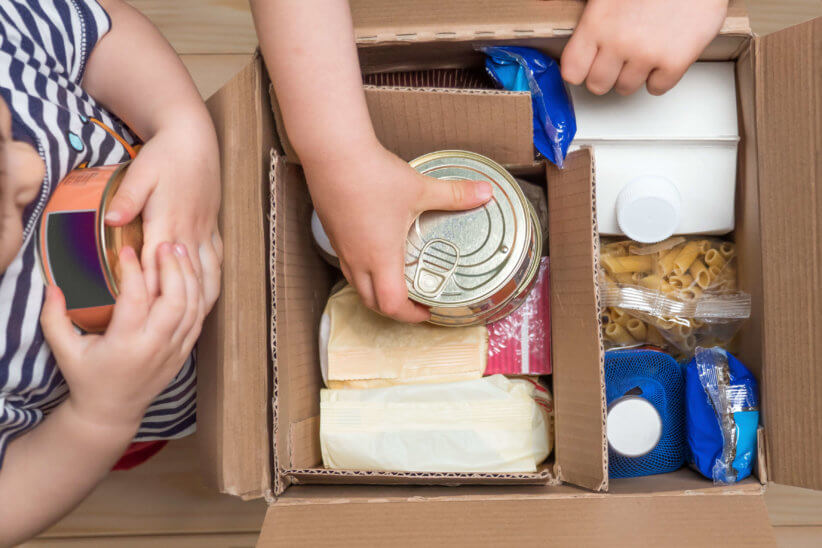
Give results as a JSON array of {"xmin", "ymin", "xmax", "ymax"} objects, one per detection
[
  {"xmin": 754, "ymin": 17, "xmax": 822, "ymax": 492},
  {"xmin": 350, "ymin": 0, "xmax": 751, "ymax": 44},
  {"xmin": 200, "ymin": 53, "xmax": 272, "ymax": 500},
  {"xmin": 546, "ymin": 149, "xmax": 608, "ymax": 492},
  {"xmin": 283, "ymin": 467, "xmax": 558, "ymax": 488}
]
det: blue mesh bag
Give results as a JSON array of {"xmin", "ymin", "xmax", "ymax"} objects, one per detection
[{"xmin": 605, "ymin": 348, "xmax": 686, "ymax": 479}]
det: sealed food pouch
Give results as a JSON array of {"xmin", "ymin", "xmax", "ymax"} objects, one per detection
[
  {"xmin": 685, "ymin": 347, "xmax": 759, "ymax": 484},
  {"xmin": 320, "ymin": 285, "xmax": 487, "ymax": 389},
  {"xmin": 320, "ymin": 375, "xmax": 553, "ymax": 473},
  {"xmin": 599, "ymin": 237, "xmax": 751, "ymax": 359}
]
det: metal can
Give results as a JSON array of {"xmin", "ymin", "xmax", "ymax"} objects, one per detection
[
  {"xmin": 37, "ymin": 163, "xmax": 142, "ymax": 333},
  {"xmin": 405, "ymin": 150, "xmax": 542, "ymax": 326}
]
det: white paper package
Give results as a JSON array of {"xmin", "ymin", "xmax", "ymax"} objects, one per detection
[{"xmin": 320, "ymin": 375, "xmax": 553, "ymax": 473}]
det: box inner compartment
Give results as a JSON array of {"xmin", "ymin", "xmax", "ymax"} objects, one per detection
[{"xmin": 270, "ymin": 33, "xmax": 767, "ymax": 493}]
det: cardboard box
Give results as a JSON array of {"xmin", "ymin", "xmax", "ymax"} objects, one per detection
[{"xmin": 198, "ymin": 1, "xmax": 820, "ymax": 544}]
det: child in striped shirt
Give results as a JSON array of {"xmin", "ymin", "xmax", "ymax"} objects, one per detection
[{"xmin": 0, "ymin": 1, "xmax": 221, "ymax": 543}]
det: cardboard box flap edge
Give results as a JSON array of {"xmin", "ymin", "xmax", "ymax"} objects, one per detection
[
  {"xmin": 546, "ymin": 148, "xmax": 608, "ymax": 492},
  {"xmin": 257, "ymin": 485, "xmax": 774, "ymax": 547},
  {"xmin": 349, "ymin": 0, "xmax": 750, "ymax": 43},
  {"xmin": 754, "ymin": 17, "xmax": 822, "ymax": 492},
  {"xmin": 200, "ymin": 53, "xmax": 273, "ymax": 499}
]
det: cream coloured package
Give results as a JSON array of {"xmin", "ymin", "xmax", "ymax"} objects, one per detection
[
  {"xmin": 320, "ymin": 375, "xmax": 553, "ymax": 473},
  {"xmin": 320, "ymin": 284, "xmax": 487, "ymax": 389}
]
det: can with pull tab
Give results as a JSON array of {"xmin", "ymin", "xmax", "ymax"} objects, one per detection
[{"xmin": 405, "ymin": 150, "xmax": 542, "ymax": 326}]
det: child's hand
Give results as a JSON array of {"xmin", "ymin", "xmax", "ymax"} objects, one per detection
[
  {"xmin": 40, "ymin": 243, "xmax": 204, "ymax": 432},
  {"xmin": 560, "ymin": 0, "xmax": 728, "ymax": 96},
  {"xmin": 305, "ymin": 144, "xmax": 492, "ymax": 323},
  {"xmin": 103, "ymin": 120, "xmax": 222, "ymax": 310}
]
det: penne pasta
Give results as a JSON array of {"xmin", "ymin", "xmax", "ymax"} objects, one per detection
[
  {"xmin": 682, "ymin": 285, "xmax": 703, "ymax": 301},
  {"xmin": 626, "ymin": 318, "xmax": 647, "ymax": 341},
  {"xmin": 601, "ymin": 254, "xmax": 653, "ymax": 274},
  {"xmin": 689, "ymin": 259, "xmax": 711, "ymax": 289},
  {"xmin": 675, "ymin": 323, "xmax": 693, "ymax": 339},
  {"xmin": 657, "ymin": 244, "xmax": 685, "ymax": 277},
  {"xmin": 614, "ymin": 272, "xmax": 635, "ymax": 284},
  {"xmin": 691, "ymin": 318, "xmax": 705, "ymax": 329},
  {"xmin": 669, "ymin": 273, "xmax": 694, "ymax": 290},
  {"xmin": 611, "ymin": 307, "xmax": 630, "ymax": 327},
  {"xmin": 605, "ymin": 322, "xmax": 635, "ymax": 345},
  {"xmin": 601, "ymin": 309, "xmax": 613, "ymax": 325},
  {"xmin": 719, "ymin": 241, "xmax": 735, "ymax": 259},
  {"xmin": 638, "ymin": 274, "xmax": 673, "ymax": 293},
  {"xmin": 704, "ymin": 248, "xmax": 727, "ymax": 270},
  {"xmin": 646, "ymin": 325, "xmax": 666, "ymax": 347},
  {"xmin": 694, "ymin": 240, "xmax": 711, "ymax": 254},
  {"xmin": 673, "ymin": 242, "xmax": 701, "ymax": 276}
]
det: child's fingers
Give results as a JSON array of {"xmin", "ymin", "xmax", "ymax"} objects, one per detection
[
  {"xmin": 199, "ymin": 240, "xmax": 222, "ymax": 313},
  {"xmin": 585, "ymin": 49, "xmax": 623, "ymax": 95},
  {"xmin": 106, "ymin": 246, "xmax": 150, "ymax": 336},
  {"xmin": 646, "ymin": 62, "xmax": 689, "ymax": 96},
  {"xmin": 146, "ymin": 243, "xmax": 188, "ymax": 338},
  {"xmin": 170, "ymin": 244, "xmax": 204, "ymax": 345},
  {"xmin": 419, "ymin": 176, "xmax": 492, "ymax": 214},
  {"xmin": 104, "ymin": 157, "xmax": 155, "ymax": 226},
  {"xmin": 560, "ymin": 32, "xmax": 597, "ymax": 86},
  {"xmin": 40, "ymin": 285, "xmax": 86, "ymax": 366},
  {"xmin": 352, "ymin": 271, "xmax": 377, "ymax": 311},
  {"xmin": 614, "ymin": 60, "xmax": 653, "ymax": 96},
  {"xmin": 372, "ymin": 262, "xmax": 430, "ymax": 324}
]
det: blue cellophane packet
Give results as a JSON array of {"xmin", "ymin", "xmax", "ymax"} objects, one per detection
[
  {"xmin": 685, "ymin": 347, "xmax": 760, "ymax": 484},
  {"xmin": 481, "ymin": 46, "xmax": 576, "ymax": 168}
]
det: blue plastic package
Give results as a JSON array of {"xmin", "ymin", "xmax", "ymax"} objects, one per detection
[
  {"xmin": 685, "ymin": 347, "xmax": 760, "ymax": 484},
  {"xmin": 481, "ymin": 46, "xmax": 576, "ymax": 168}
]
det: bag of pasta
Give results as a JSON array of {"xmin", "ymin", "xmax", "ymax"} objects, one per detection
[{"xmin": 598, "ymin": 237, "xmax": 751, "ymax": 358}]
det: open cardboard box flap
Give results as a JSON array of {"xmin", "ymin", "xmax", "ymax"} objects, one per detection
[
  {"xmin": 257, "ymin": 478, "xmax": 773, "ymax": 547},
  {"xmin": 754, "ymin": 17, "xmax": 822, "ymax": 491}
]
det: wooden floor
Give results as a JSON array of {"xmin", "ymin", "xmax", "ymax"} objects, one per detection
[{"xmin": 26, "ymin": 1, "xmax": 822, "ymax": 546}]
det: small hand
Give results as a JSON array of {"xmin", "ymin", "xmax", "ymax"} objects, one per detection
[
  {"xmin": 560, "ymin": 0, "xmax": 729, "ymax": 96},
  {"xmin": 305, "ymin": 144, "xmax": 492, "ymax": 323},
  {"xmin": 104, "ymin": 119, "xmax": 222, "ymax": 311},
  {"xmin": 40, "ymin": 243, "xmax": 204, "ymax": 431}
]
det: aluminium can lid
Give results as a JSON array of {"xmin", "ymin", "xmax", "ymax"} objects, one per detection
[{"xmin": 405, "ymin": 150, "xmax": 533, "ymax": 307}]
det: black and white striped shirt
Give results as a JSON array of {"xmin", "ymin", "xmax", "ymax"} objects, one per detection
[{"xmin": 0, "ymin": 0, "xmax": 195, "ymax": 468}]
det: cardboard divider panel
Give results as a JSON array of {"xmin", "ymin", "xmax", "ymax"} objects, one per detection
[
  {"xmin": 271, "ymin": 153, "xmax": 334, "ymax": 494},
  {"xmin": 546, "ymin": 149, "xmax": 608, "ymax": 492},
  {"xmin": 365, "ymin": 86, "xmax": 534, "ymax": 164},
  {"xmin": 285, "ymin": 466, "xmax": 554, "ymax": 487},
  {"xmin": 755, "ymin": 18, "xmax": 822, "ymax": 491},
  {"xmin": 200, "ymin": 55, "xmax": 273, "ymax": 499}
]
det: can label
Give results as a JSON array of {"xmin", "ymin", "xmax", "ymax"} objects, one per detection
[{"xmin": 37, "ymin": 163, "xmax": 141, "ymax": 332}]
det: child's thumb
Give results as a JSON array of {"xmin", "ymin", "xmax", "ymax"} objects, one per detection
[
  {"xmin": 40, "ymin": 285, "xmax": 82, "ymax": 362},
  {"xmin": 104, "ymin": 159, "xmax": 153, "ymax": 226},
  {"xmin": 419, "ymin": 177, "xmax": 493, "ymax": 213}
]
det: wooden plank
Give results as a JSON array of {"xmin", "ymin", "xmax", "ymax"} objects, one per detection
[
  {"xmin": 747, "ymin": 0, "xmax": 822, "ymax": 35},
  {"xmin": 766, "ymin": 483, "xmax": 822, "ymax": 527},
  {"xmin": 126, "ymin": 0, "xmax": 257, "ymax": 54},
  {"xmin": 25, "ymin": 533, "xmax": 259, "ymax": 547},
  {"xmin": 773, "ymin": 527, "xmax": 822, "ymax": 548},
  {"xmin": 37, "ymin": 435, "xmax": 267, "ymax": 538},
  {"xmin": 181, "ymin": 54, "xmax": 253, "ymax": 100}
]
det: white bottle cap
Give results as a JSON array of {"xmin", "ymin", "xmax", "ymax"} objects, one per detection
[
  {"xmin": 607, "ymin": 396, "xmax": 663, "ymax": 457},
  {"xmin": 311, "ymin": 210, "xmax": 338, "ymax": 259},
  {"xmin": 615, "ymin": 176, "xmax": 681, "ymax": 243}
]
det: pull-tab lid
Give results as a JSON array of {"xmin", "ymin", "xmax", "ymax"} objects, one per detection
[
  {"xmin": 405, "ymin": 150, "xmax": 531, "ymax": 307},
  {"xmin": 616, "ymin": 175, "xmax": 681, "ymax": 243}
]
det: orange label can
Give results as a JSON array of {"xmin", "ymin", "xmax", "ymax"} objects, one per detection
[{"xmin": 37, "ymin": 163, "xmax": 142, "ymax": 333}]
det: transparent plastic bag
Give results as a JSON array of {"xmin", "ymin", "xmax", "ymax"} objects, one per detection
[
  {"xmin": 480, "ymin": 46, "xmax": 576, "ymax": 168},
  {"xmin": 685, "ymin": 347, "xmax": 759, "ymax": 484},
  {"xmin": 599, "ymin": 237, "xmax": 751, "ymax": 358},
  {"xmin": 486, "ymin": 257, "xmax": 551, "ymax": 375}
]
